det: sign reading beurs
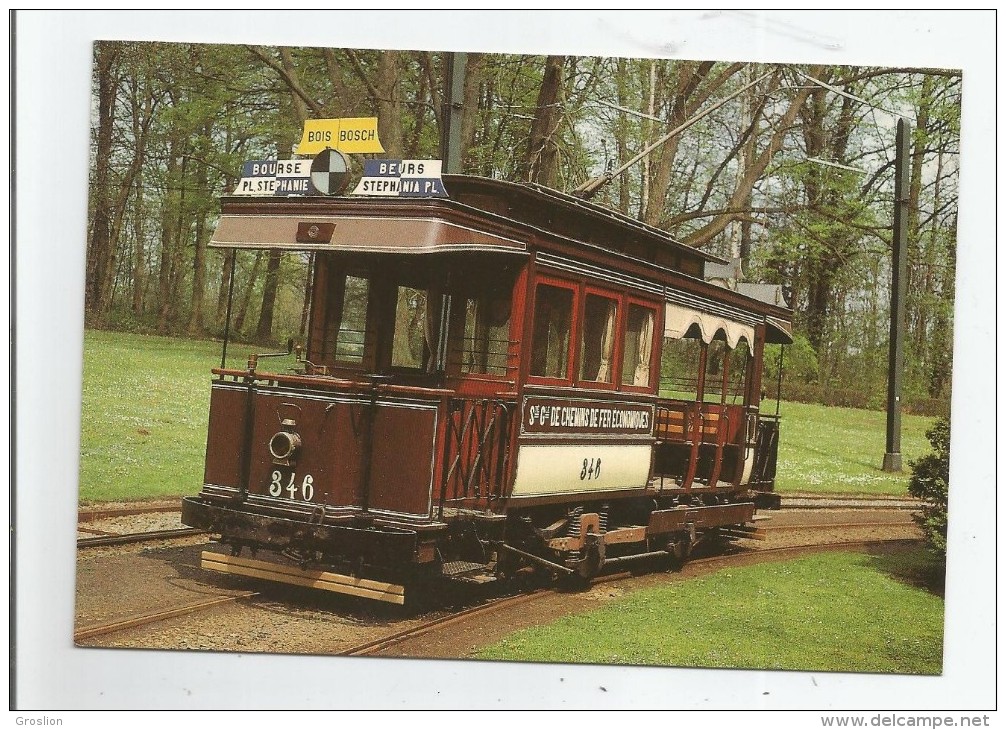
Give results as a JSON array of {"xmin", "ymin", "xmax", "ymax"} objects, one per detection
[{"xmin": 522, "ymin": 397, "xmax": 653, "ymax": 436}]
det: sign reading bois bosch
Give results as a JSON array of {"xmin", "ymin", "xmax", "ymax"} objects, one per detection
[{"xmin": 295, "ymin": 117, "xmax": 385, "ymax": 155}]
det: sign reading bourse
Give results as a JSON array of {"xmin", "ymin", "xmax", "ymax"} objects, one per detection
[
  {"xmin": 233, "ymin": 159, "xmax": 313, "ymax": 196},
  {"xmin": 351, "ymin": 160, "xmax": 447, "ymax": 198}
]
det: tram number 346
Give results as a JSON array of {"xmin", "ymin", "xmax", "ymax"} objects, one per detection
[
  {"xmin": 269, "ymin": 471, "xmax": 315, "ymax": 501},
  {"xmin": 580, "ymin": 458, "xmax": 602, "ymax": 481}
]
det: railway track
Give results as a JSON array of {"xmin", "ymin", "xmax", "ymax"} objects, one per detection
[
  {"xmin": 340, "ymin": 536, "xmax": 921, "ymax": 657},
  {"xmin": 74, "ymin": 590, "xmax": 258, "ymax": 643},
  {"xmin": 78, "ymin": 503, "xmax": 183, "ymax": 523},
  {"xmin": 77, "ymin": 527, "xmax": 207, "ymax": 549},
  {"xmin": 780, "ymin": 497, "xmax": 920, "ymax": 510},
  {"xmin": 73, "ymin": 513, "xmax": 918, "ymax": 650}
]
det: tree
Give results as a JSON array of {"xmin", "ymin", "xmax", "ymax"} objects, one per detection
[{"xmin": 908, "ymin": 417, "xmax": 950, "ymax": 558}]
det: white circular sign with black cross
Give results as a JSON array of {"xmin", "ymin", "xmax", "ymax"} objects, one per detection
[{"xmin": 310, "ymin": 148, "xmax": 351, "ymax": 195}]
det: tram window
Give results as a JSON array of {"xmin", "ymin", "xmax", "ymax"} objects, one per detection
[
  {"xmin": 530, "ymin": 284, "xmax": 573, "ymax": 379},
  {"xmin": 660, "ymin": 334, "xmax": 702, "ymax": 400},
  {"xmin": 703, "ymin": 339, "xmax": 728, "ymax": 403},
  {"xmin": 333, "ymin": 274, "xmax": 369, "ymax": 364},
  {"xmin": 391, "ymin": 286, "xmax": 437, "ymax": 370},
  {"xmin": 461, "ymin": 292, "xmax": 511, "ymax": 376},
  {"xmin": 726, "ymin": 339, "xmax": 750, "ymax": 404},
  {"xmin": 621, "ymin": 304, "xmax": 656, "ymax": 387},
  {"xmin": 578, "ymin": 294, "xmax": 618, "ymax": 383}
]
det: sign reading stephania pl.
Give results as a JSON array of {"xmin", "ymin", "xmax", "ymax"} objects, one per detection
[{"xmin": 351, "ymin": 160, "xmax": 447, "ymax": 198}]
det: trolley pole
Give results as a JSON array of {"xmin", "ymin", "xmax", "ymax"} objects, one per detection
[{"xmin": 882, "ymin": 118, "xmax": 910, "ymax": 472}]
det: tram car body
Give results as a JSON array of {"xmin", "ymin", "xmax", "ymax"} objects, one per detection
[{"xmin": 181, "ymin": 175, "xmax": 792, "ymax": 603}]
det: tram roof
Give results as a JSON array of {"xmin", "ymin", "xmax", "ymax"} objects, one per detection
[
  {"xmin": 442, "ymin": 174, "xmax": 726, "ymax": 269},
  {"xmin": 210, "ymin": 175, "xmax": 791, "ymax": 338}
]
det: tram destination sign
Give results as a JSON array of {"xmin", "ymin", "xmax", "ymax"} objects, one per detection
[
  {"xmin": 521, "ymin": 396, "xmax": 653, "ymax": 437},
  {"xmin": 294, "ymin": 117, "xmax": 385, "ymax": 156},
  {"xmin": 351, "ymin": 160, "xmax": 448, "ymax": 198},
  {"xmin": 233, "ymin": 159, "xmax": 314, "ymax": 197}
]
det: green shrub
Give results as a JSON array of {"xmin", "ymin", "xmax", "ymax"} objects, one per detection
[{"xmin": 907, "ymin": 417, "xmax": 950, "ymax": 558}]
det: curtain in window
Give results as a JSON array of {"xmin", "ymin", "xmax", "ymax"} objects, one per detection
[
  {"xmin": 633, "ymin": 309, "xmax": 654, "ymax": 386},
  {"xmin": 596, "ymin": 300, "xmax": 617, "ymax": 382},
  {"xmin": 422, "ymin": 290, "xmax": 442, "ymax": 372}
]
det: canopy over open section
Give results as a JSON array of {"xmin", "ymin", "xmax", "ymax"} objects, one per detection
[
  {"xmin": 209, "ymin": 197, "xmax": 528, "ymax": 256},
  {"xmin": 663, "ymin": 303, "xmax": 793, "ymax": 347},
  {"xmin": 664, "ymin": 302, "xmax": 755, "ymax": 349}
]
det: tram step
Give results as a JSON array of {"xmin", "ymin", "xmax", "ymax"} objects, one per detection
[{"xmin": 440, "ymin": 560, "xmax": 490, "ymax": 577}]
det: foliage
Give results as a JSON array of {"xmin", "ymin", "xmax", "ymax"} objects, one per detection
[
  {"xmin": 85, "ymin": 45, "xmax": 959, "ymax": 412},
  {"xmin": 765, "ymin": 333, "xmax": 819, "ymax": 385},
  {"xmin": 477, "ymin": 550, "xmax": 944, "ymax": 674},
  {"xmin": 907, "ymin": 417, "xmax": 951, "ymax": 558}
]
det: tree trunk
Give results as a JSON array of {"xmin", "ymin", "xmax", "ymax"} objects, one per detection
[
  {"xmin": 130, "ymin": 168, "xmax": 145, "ymax": 316},
  {"xmin": 187, "ymin": 123, "xmax": 213, "ymax": 336},
  {"xmin": 234, "ymin": 251, "xmax": 263, "ymax": 335},
  {"xmin": 155, "ymin": 143, "xmax": 181, "ymax": 333},
  {"xmin": 376, "ymin": 51, "xmax": 404, "ymax": 158},
  {"xmin": 255, "ymin": 251, "xmax": 282, "ymax": 344},
  {"xmin": 682, "ymin": 66, "xmax": 821, "ymax": 247},
  {"xmin": 300, "ymin": 254, "xmax": 314, "ymax": 339},
  {"xmin": 521, "ymin": 55, "xmax": 566, "ymax": 186},
  {"xmin": 216, "ymin": 250, "xmax": 235, "ymax": 328},
  {"xmin": 86, "ymin": 42, "xmax": 122, "ymax": 323}
]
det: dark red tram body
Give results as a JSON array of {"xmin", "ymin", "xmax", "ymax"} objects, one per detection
[{"xmin": 182, "ymin": 176, "xmax": 792, "ymax": 603}]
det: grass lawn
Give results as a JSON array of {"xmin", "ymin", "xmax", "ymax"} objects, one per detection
[
  {"xmin": 772, "ymin": 401, "xmax": 934, "ymax": 495},
  {"xmin": 476, "ymin": 549, "xmax": 945, "ymax": 675},
  {"xmin": 77, "ymin": 330, "xmax": 934, "ymax": 503},
  {"xmin": 77, "ymin": 329, "xmax": 281, "ymax": 503}
]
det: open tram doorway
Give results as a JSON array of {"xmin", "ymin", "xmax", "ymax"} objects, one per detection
[{"xmin": 306, "ymin": 252, "xmax": 524, "ymax": 389}]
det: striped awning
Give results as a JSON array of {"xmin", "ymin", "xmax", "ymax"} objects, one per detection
[{"xmin": 664, "ymin": 303, "xmax": 754, "ymax": 349}]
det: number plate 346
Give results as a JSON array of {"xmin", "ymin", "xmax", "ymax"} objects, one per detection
[{"xmin": 268, "ymin": 468, "xmax": 315, "ymax": 502}]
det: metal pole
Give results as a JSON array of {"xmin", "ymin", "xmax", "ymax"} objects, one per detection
[
  {"xmin": 882, "ymin": 118, "xmax": 910, "ymax": 472},
  {"xmin": 441, "ymin": 52, "xmax": 468, "ymax": 175},
  {"xmin": 220, "ymin": 249, "xmax": 237, "ymax": 370}
]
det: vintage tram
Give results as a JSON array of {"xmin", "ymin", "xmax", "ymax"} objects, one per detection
[{"xmin": 181, "ymin": 174, "xmax": 792, "ymax": 604}]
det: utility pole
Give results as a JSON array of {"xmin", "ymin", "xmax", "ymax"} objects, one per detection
[
  {"xmin": 882, "ymin": 118, "xmax": 910, "ymax": 472},
  {"xmin": 441, "ymin": 52, "xmax": 467, "ymax": 175}
]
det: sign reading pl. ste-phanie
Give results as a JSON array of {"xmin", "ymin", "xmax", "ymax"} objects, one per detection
[
  {"xmin": 232, "ymin": 159, "xmax": 313, "ymax": 196},
  {"xmin": 351, "ymin": 160, "xmax": 448, "ymax": 198},
  {"xmin": 521, "ymin": 396, "xmax": 653, "ymax": 436}
]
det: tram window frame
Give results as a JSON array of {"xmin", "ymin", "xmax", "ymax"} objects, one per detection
[
  {"xmin": 312, "ymin": 258, "xmax": 377, "ymax": 371},
  {"xmin": 659, "ymin": 326, "xmax": 703, "ymax": 401},
  {"xmin": 456, "ymin": 285, "xmax": 513, "ymax": 379},
  {"xmin": 726, "ymin": 337, "xmax": 752, "ymax": 405},
  {"xmin": 702, "ymin": 337, "xmax": 730, "ymax": 404},
  {"xmin": 576, "ymin": 288, "xmax": 619, "ymax": 388},
  {"xmin": 620, "ymin": 298, "xmax": 659, "ymax": 393},
  {"xmin": 330, "ymin": 273, "xmax": 372, "ymax": 366},
  {"xmin": 528, "ymin": 277, "xmax": 577, "ymax": 384}
]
